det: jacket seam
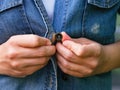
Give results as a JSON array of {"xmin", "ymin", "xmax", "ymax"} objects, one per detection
[
  {"xmin": 82, "ymin": 0, "xmax": 88, "ymax": 37},
  {"xmin": 61, "ymin": 0, "xmax": 69, "ymax": 31},
  {"xmin": 21, "ymin": 4, "xmax": 34, "ymax": 34},
  {"xmin": 34, "ymin": 0, "xmax": 49, "ymax": 38}
]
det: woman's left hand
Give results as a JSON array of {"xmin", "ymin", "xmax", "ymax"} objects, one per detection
[{"xmin": 56, "ymin": 32, "xmax": 110, "ymax": 78}]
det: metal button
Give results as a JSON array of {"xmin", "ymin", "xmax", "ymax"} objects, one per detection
[{"xmin": 51, "ymin": 33, "xmax": 63, "ymax": 45}]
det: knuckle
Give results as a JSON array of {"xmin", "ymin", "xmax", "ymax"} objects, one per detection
[
  {"xmin": 75, "ymin": 73, "xmax": 85, "ymax": 78},
  {"xmin": 81, "ymin": 46, "xmax": 86, "ymax": 54},
  {"xmin": 6, "ymin": 48, "xmax": 18, "ymax": 59},
  {"xmin": 76, "ymin": 46, "xmax": 86, "ymax": 56},
  {"xmin": 8, "ymin": 37, "xmax": 16, "ymax": 46},
  {"xmin": 65, "ymin": 52, "xmax": 73, "ymax": 60},
  {"xmin": 80, "ymin": 73, "xmax": 88, "ymax": 78},
  {"xmin": 30, "ymin": 35, "xmax": 40, "ymax": 46},
  {"xmin": 95, "ymin": 44, "xmax": 102, "ymax": 56},
  {"xmin": 39, "ymin": 49, "xmax": 46, "ymax": 56},
  {"xmin": 16, "ymin": 72, "xmax": 25, "ymax": 76},
  {"xmin": 40, "ymin": 58, "xmax": 48, "ymax": 65},
  {"xmin": 62, "ymin": 61, "xmax": 69, "ymax": 68},
  {"xmin": 26, "ymin": 71, "xmax": 35, "ymax": 76},
  {"xmin": 80, "ymin": 69, "xmax": 93, "ymax": 77},
  {"xmin": 50, "ymin": 46, "xmax": 56, "ymax": 54},
  {"xmin": 62, "ymin": 68, "xmax": 68, "ymax": 74},
  {"xmin": 44, "ymin": 46, "xmax": 56, "ymax": 56},
  {"xmin": 87, "ymin": 69, "xmax": 93, "ymax": 75},
  {"xmin": 17, "ymin": 73, "xmax": 27, "ymax": 78},
  {"xmin": 10, "ymin": 61, "xmax": 20, "ymax": 69},
  {"xmin": 9, "ymin": 71, "xmax": 25, "ymax": 78},
  {"xmin": 79, "ymin": 74, "xmax": 84, "ymax": 78},
  {"xmin": 91, "ymin": 61, "xmax": 98, "ymax": 69},
  {"xmin": 9, "ymin": 36, "xmax": 16, "ymax": 41}
]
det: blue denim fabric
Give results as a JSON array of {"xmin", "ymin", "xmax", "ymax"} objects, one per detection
[
  {"xmin": 54, "ymin": 0, "xmax": 120, "ymax": 90},
  {"xmin": 0, "ymin": 0, "xmax": 56, "ymax": 90},
  {"xmin": 0, "ymin": 0, "xmax": 120, "ymax": 90}
]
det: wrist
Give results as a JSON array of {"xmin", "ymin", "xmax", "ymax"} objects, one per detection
[{"xmin": 103, "ymin": 44, "xmax": 120, "ymax": 71}]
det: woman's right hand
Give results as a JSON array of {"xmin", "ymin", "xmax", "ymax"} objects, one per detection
[{"xmin": 0, "ymin": 34, "xmax": 56, "ymax": 78}]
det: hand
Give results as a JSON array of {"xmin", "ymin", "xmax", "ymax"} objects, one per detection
[
  {"xmin": 56, "ymin": 32, "xmax": 109, "ymax": 78},
  {"xmin": 0, "ymin": 34, "xmax": 55, "ymax": 78}
]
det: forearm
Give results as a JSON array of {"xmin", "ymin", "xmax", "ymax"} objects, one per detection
[{"xmin": 104, "ymin": 41, "xmax": 120, "ymax": 70}]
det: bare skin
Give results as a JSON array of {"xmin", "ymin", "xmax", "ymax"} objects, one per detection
[
  {"xmin": 56, "ymin": 32, "xmax": 120, "ymax": 78},
  {"xmin": 0, "ymin": 32, "xmax": 119, "ymax": 78},
  {"xmin": 0, "ymin": 34, "xmax": 55, "ymax": 78}
]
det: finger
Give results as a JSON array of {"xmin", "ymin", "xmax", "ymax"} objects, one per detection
[
  {"xmin": 9, "ymin": 45, "xmax": 56, "ymax": 58},
  {"xmin": 11, "ymin": 57, "xmax": 50, "ymax": 69},
  {"xmin": 57, "ymin": 53, "xmax": 90, "ymax": 74},
  {"xmin": 61, "ymin": 32, "xmax": 90, "ymax": 44},
  {"xmin": 72, "ymin": 38, "xmax": 95, "ymax": 44},
  {"xmin": 9, "ymin": 34, "xmax": 51, "ymax": 48},
  {"xmin": 22, "ymin": 46, "xmax": 56, "ymax": 57},
  {"xmin": 58, "ymin": 59, "xmax": 92, "ymax": 78},
  {"xmin": 63, "ymin": 40, "xmax": 100, "ymax": 57},
  {"xmin": 61, "ymin": 32, "xmax": 71, "ymax": 41},
  {"xmin": 58, "ymin": 59, "xmax": 91, "ymax": 77},
  {"xmin": 21, "ymin": 65, "xmax": 45, "ymax": 76},
  {"xmin": 56, "ymin": 49, "xmax": 84, "ymax": 65},
  {"xmin": 58, "ymin": 61, "xmax": 85, "ymax": 78},
  {"xmin": 62, "ymin": 40, "xmax": 84, "ymax": 56},
  {"xmin": 10, "ymin": 65, "xmax": 45, "ymax": 77},
  {"xmin": 56, "ymin": 43, "xmax": 77, "ymax": 61}
]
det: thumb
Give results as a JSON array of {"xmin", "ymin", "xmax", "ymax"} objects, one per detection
[
  {"xmin": 63, "ymin": 40, "xmax": 100, "ymax": 57},
  {"xmin": 61, "ymin": 32, "xmax": 71, "ymax": 41}
]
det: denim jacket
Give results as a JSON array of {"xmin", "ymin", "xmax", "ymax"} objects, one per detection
[{"xmin": 0, "ymin": 0, "xmax": 120, "ymax": 90}]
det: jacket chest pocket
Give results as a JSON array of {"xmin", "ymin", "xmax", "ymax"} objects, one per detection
[
  {"xmin": 88, "ymin": 0, "xmax": 120, "ymax": 8},
  {"xmin": 83, "ymin": 0, "xmax": 120, "ymax": 44},
  {"xmin": 0, "ymin": 0, "xmax": 32, "ymax": 44}
]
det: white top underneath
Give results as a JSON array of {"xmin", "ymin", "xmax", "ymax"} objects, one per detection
[{"xmin": 42, "ymin": 0, "xmax": 55, "ymax": 19}]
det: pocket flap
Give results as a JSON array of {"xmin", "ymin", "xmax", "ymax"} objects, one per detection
[
  {"xmin": 0, "ymin": 0, "xmax": 23, "ymax": 12},
  {"xmin": 88, "ymin": 0, "xmax": 120, "ymax": 8}
]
